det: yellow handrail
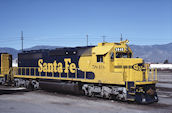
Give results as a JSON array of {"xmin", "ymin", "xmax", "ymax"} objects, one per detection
[
  {"xmin": 11, "ymin": 66, "xmax": 158, "ymax": 82},
  {"xmin": 145, "ymin": 65, "xmax": 148, "ymax": 81},
  {"xmin": 151, "ymin": 68, "xmax": 154, "ymax": 80},
  {"xmin": 155, "ymin": 68, "xmax": 157, "ymax": 80}
]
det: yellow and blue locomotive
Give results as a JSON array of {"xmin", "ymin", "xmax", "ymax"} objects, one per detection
[
  {"xmin": 0, "ymin": 40, "xmax": 158, "ymax": 103},
  {"xmin": 0, "ymin": 53, "xmax": 12, "ymax": 84}
]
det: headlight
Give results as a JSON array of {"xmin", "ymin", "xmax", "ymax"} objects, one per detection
[{"xmin": 142, "ymin": 98, "xmax": 146, "ymax": 102}]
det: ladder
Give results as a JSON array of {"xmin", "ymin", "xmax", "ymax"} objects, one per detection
[{"xmin": 126, "ymin": 81, "xmax": 136, "ymax": 101}]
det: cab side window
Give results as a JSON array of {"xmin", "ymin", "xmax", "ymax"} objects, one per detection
[
  {"xmin": 110, "ymin": 52, "xmax": 114, "ymax": 60},
  {"xmin": 116, "ymin": 53, "xmax": 121, "ymax": 58},
  {"xmin": 97, "ymin": 55, "xmax": 103, "ymax": 62}
]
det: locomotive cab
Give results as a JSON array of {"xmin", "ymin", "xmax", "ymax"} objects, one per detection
[{"xmin": 80, "ymin": 40, "xmax": 158, "ymax": 103}]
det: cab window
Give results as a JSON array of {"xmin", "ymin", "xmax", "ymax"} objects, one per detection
[
  {"xmin": 128, "ymin": 53, "xmax": 132, "ymax": 58},
  {"xmin": 116, "ymin": 53, "xmax": 131, "ymax": 58},
  {"xmin": 97, "ymin": 55, "xmax": 103, "ymax": 62},
  {"xmin": 110, "ymin": 52, "xmax": 114, "ymax": 60}
]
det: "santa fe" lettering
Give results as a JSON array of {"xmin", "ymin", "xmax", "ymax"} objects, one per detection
[{"xmin": 38, "ymin": 58, "xmax": 76, "ymax": 73}]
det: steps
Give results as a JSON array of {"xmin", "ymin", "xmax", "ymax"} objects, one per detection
[{"xmin": 126, "ymin": 82, "xmax": 136, "ymax": 101}]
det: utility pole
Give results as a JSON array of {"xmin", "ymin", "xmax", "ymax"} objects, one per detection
[
  {"xmin": 21, "ymin": 31, "xmax": 24, "ymax": 52},
  {"xmin": 86, "ymin": 34, "xmax": 88, "ymax": 46},
  {"xmin": 120, "ymin": 33, "xmax": 123, "ymax": 41},
  {"xmin": 101, "ymin": 35, "xmax": 107, "ymax": 42}
]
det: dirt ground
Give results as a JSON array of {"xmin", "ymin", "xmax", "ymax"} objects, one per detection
[{"xmin": 0, "ymin": 71, "xmax": 172, "ymax": 113}]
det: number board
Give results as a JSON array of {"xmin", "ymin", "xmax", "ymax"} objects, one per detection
[{"xmin": 115, "ymin": 48, "xmax": 124, "ymax": 52}]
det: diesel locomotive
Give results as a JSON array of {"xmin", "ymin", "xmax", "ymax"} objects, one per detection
[{"xmin": 0, "ymin": 40, "xmax": 158, "ymax": 104}]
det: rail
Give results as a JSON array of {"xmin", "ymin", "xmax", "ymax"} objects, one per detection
[
  {"xmin": 1, "ymin": 66, "xmax": 158, "ymax": 82},
  {"xmin": 122, "ymin": 65, "xmax": 158, "ymax": 82},
  {"xmin": 11, "ymin": 67, "xmax": 92, "ymax": 80},
  {"xmin": 145, "ymin": 64, "xmax": 158, "ymax": 81}
]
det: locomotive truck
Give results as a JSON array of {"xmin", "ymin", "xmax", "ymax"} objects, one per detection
[{"xmin": 0, "ymin": 40, "xmax": 158, "ymax": 104}]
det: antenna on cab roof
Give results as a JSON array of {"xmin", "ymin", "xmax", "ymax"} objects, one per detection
[
  {"xmin": 21, "ymin": 31, "xmax": 24, "ymax": 52},
  {"xmin": 120, "ymin": 33, "xmax": 123, "ymax": 41}
]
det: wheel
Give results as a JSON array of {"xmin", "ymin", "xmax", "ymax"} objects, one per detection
[
  {"xmin": 83, "ymin": 89, "xmax": 88, "ymax": 96},
  {"xmin": 88, "ymin": 88, "xmax": 94, "ymax": 97}
]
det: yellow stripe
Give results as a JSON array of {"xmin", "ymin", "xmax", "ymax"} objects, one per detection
[
  {"xmin": 13, "ymin": 75, "xmax": 126, "ymax": 85},
  {"xmin": 135, "ymin": 81, "xmax": 158, "ymax": 85},
  {"xmin": 0, "ymin": 74, "xmax": 5, "ymax": 77},
  {"xmin": 13, "ymin": 75, "xmax": 95, "ymax": 83}
]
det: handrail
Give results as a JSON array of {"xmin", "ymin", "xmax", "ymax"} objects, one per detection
[
  {"xmin": 1, "ymin": 66, "xmax": 158, "ymax": 82},
  {"xmin": 12, "ymin": 67, "xmax": 83, "ymax": 79}
]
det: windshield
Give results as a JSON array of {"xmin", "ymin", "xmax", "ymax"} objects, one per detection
[{"xmin": 116, "ymin": 52, "xmax": 132, "ymax": 58}]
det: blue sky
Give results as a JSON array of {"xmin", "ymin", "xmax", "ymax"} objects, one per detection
[{"xmin": 0, "ymin": 0, "xmax": 172, "ymax": 49}]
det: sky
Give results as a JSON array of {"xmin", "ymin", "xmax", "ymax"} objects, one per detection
[{"xmin": 0, "ymin": 0, "xmax": 172, "ymax": 50}]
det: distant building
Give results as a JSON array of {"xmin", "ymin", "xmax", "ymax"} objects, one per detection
[{"xmin": 150, "ymin": 64, "xmax": 172, "ymax": 69}]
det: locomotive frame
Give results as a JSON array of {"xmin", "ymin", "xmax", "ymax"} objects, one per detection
[{"xmin": 0, "ymin": 40, "xmax": 158, "ymax": 104}]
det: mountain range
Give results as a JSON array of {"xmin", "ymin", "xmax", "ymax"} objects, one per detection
[
  {"xmin": 130, "ymin": 43, "xmax": 172, "ymax": 63},
  {"xmin": 0, "ymin": 43, "xmax": 172, "ymax": 63}
]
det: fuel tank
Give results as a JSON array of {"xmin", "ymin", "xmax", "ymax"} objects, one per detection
[{"xmin": 39, "ymin": 79, "xmax": 83, "ymax": 95}]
